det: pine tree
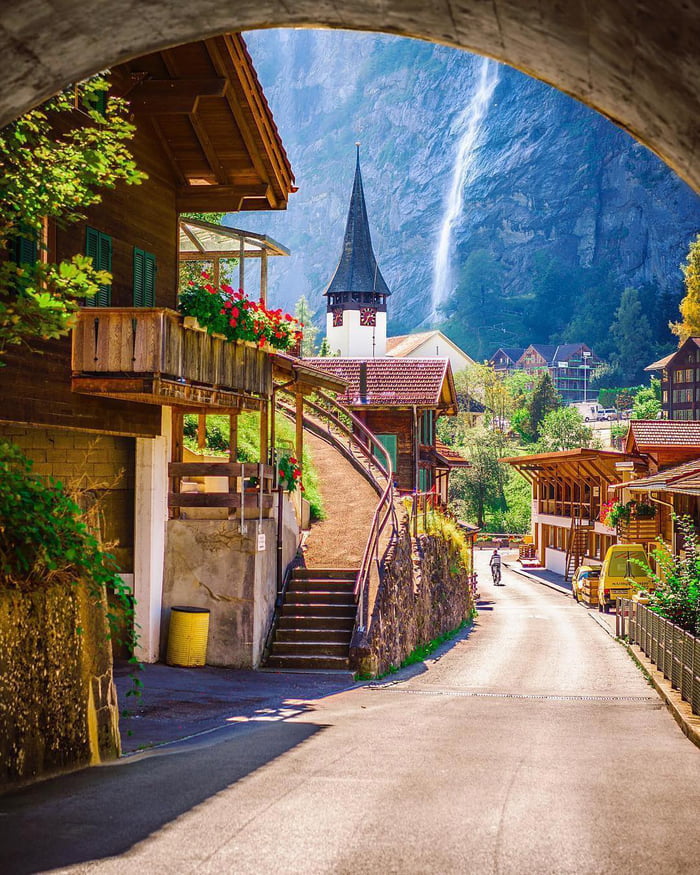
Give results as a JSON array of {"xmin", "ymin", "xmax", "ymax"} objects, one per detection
[
  {"xmin": 318, "ymin": 336, "xmax": 332, "ymax": 357},
  {"xmin": 609, "ymin": 287, "xmax": 653, "ymax": 384},
  {"xmin": 671, "ymin": 233, "xmax": 700, "ymax": 343},
  {"xmin": 294, "ymin": 295, "xmax": 319, "ymax": 356},
  {"xmin": 527, "ymin": 372, "xmax": 560, "ymax": 435}
]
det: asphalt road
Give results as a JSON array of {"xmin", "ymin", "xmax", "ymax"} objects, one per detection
[{"xmin": 3, "ymin": 553, "xmax": 700, "ymax": 874}]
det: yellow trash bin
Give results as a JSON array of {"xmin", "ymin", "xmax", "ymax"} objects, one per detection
[{"xmin": 166, "ymin": 606, "xmax": 210, "ymax": 667}]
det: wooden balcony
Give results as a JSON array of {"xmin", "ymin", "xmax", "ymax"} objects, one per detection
[
  {"xmin": 71, "ymin": 308, "xmax": 272, "ymax": 410},
  {"xmin": 617, "ymin": 517, "xmax": 660, "ymax": 542},
  {"xmin": 168, "ymin": 461, "xmax": 275, "ymax": 519},
  {"xmin": 537, "ymin": 499, "xmax": 598, "ymax": 521}
]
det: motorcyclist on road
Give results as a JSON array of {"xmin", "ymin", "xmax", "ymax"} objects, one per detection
[{"xmin": 489, "ymin": 548, "xmax": 503, "ymax": 585}]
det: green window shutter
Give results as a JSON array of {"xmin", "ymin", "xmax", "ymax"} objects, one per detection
[
  {"xmin": 144, "ymin": 252, "xmax": 156, "ymax": 307},
  {"xmin": 133, "ymin": 248, "xmax": 156, "ymax": 307},
  {"xmin": 86, "ymin": 227, "xmax": 112, "ymax": 307},
  {"xmin": 133, "ymin": 247, "xmax": 145, "ymax": 307},
  {"xmin": 419, "ymin": 467, "xmax": 427, "ymax": 492},
  {"xmin": 96, "ymin": 232, "xmax": 112, "ymax": 307},
  {"xmin": 10, "ymin": 227, "xmax": 39, "ymax": 266},
  {"xmin": 374, "ymin": 434, "xmax": 397, "ymax": 473}
]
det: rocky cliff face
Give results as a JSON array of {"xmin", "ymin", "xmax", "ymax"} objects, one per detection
[{"xmin": 240, "ymin": 29, "xmax": 700, "ymax": 358}]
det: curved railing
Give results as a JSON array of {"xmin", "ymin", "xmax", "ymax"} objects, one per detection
[{"xmin": 275, "ymin": 387, "xmax": 398, "ymax": 631}]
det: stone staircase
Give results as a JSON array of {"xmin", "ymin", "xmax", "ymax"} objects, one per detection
[{"xmin": 266, "ymin": 568, "xmax": 357, "ymax": 671}]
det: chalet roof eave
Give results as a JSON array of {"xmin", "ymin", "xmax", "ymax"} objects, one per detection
[{"xmin": 179, "ymin": 217, "xmax": 290, "ymax": 258}]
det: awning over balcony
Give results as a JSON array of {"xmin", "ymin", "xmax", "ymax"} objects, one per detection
[{"xmin": 179, "ymin": 218, "xmax": 289, "ymax": 303}]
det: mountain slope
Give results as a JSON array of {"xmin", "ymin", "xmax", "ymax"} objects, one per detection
[{"xmin": 236, "ymin": 29, "xmax": 700, "ymax": 363}]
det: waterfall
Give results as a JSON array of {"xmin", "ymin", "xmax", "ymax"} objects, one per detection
[{"xmin": 430, "ymin": 57, "xmax": 500, "ymax": 318}]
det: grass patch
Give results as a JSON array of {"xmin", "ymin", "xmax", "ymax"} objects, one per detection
[
  {"xmin": 355, "ymin": 618, "xmax": 473, "ymax": 681},
  {"xmin": 183, "ymin": 411, "xmax": 325, "ymax": 521}
]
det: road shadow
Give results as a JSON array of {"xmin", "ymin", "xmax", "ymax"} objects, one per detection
[{"xmin": 0, "ymin": 717, "xmax": 326, "ymax": 874}]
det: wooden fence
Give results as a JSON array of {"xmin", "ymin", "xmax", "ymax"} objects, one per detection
[{"xmin": 617, "ymin": 598, "xmax": 700, "ymax": 715}]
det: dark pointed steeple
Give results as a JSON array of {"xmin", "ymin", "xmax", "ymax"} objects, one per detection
[{"xmin": 323, "ymin": 146, "xmax": 391, "ymax": 308}]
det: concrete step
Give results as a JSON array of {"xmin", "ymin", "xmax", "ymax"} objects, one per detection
[
  {"xmin": 288, "ymin": 578, "xmax": 356, "ymax": 593},
  {"xmin": 271, "ymin": 641, "xmax": 349, "ymax": 657},
  {"xmin": 292, "ymin": 568, "xmax": 357, "ymax": 580},
  {"xmin": 266, "ymin": 654, "xmax": 350, "ymax": 671},
  {"xmin": 275, "ymin": 628, "xmax": 352, "ymax": 644},
  {"xmin": 277, "ymin": 615, "xmax": 355, "ymax": 631},
  {"xmin": 283, "ymin": 590, "xmax": 356, "ymax": 606},
  {"xmin": 281, "ymin": 602, "xmax": 356, "ymax": 618}
]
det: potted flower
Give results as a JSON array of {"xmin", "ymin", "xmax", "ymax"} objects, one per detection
[
  {"xmin": 178, "ymin": 272, "xmax": 303, "ymax": 352},
  {"xmin": 601, "ymin": 500, "xmax": 630, "ymax": 529},
  {"xmin": 278, "ymin": 455, "xmax": 303, "ymax": 493}
]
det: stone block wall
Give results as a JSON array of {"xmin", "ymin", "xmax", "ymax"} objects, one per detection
[
  {"xmin": 0, "ymin": 425, "xmax": 136, "ymax": 572},
  {"xmin": 161, "ymin": 494, "xmax": 300, "ymax": 668},
  {"xmin": 352, "ymin": 513, "xmax": 474, "ymax": 677},
  {"xmin": 0, "ymin": 581, "xmax": 121, "ymax": 790}
]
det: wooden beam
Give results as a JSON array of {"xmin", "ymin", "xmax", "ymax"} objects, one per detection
[
  {"xmin": 169, "ymin": 492, "xmax": 274, "ymax": 509},
  {"xmin": 260, "ymin": 399, "xmax": 269, "ymax": 465},
  {"xmin": 239, "ymin": 235, "xmax": 245, "ymax": 291},
  {"xmin": 197, "ymin": 413, "xmax": 206, "ymax": 449},
  {"xmin": 176, "ymin": 184, "xmax": 268, "ymax": 212},
  {"xmin": 295, "ymin": 389, "xmax": 304, "ymax": 478},
  {"xmin": 260, "ymin": 250, "xmax": 268, "ymax": 306},
  {"xmin": 129, "ymin": 78, "xmax": 227, "ymax": 113},
  {"xmin": 171, "ymin": 409, "xmax": 184, "ymax": 519},
  {"xmin": 188, "ymin": 111, "xmax": 229, "ymax": 185}
]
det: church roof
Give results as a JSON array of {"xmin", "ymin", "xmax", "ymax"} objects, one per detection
[{"xmin": 323, "ymin": 149, "xmax": 391, "ymax": 298}]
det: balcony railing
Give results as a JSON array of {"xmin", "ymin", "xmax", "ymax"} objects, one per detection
[
  {"xmin": 72, "ymin": 308, "xmax": 272, "ymax": 409},
  {"xmin": 537, "ymin": 499, "xmax": 597, "ymax": 521},
  {"xmin": 168, "ymin": 461, "xmax": 275, "ymax": 519}
]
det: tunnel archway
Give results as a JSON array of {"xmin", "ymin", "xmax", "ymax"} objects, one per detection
[{"xmin": 1, "ymin": 1, "xmax": 699, "ymax": 190}]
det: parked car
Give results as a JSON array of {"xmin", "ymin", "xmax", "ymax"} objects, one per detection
[
  {"xmin": 596, "ymin": 408, "xmax": 617, "ymax": 421},
  {"xmin": 571, "ymin": 565, "xmax": 601, "ymax": 605},
  {"xmin": 598, "ymin": 544, "xmax": 652, "ymax": 612}
]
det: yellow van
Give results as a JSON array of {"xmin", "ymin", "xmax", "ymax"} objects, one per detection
[{"xmin": 598, "ymin": 544, "xmax": 652, "ymax": 612}]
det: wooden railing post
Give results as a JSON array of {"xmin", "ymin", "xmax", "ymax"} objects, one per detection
[{"xmin": 170, "ymin": 409, "xmax": 184, "ymax": 520}]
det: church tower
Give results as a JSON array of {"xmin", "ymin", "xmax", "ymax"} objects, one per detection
[{"xmin": 323, "ymin": 147, "xmax": 391, "ymax": 357}]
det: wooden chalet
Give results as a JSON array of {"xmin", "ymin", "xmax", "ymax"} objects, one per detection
[
  {"xmin": 645, "ymin": 338, "xmax": 700, "ymax": 421},
  {"xmin": 0, "ymin": 34, "xmax": 347, "ymax": 668},
  {"xmin": 503, "ymin": 448, "xmax": 646, "ymax": 578},
  {"xmin": 302, "ymin": 357, "xmax": 461, "ymax": 496},
  {"xmin": 624, "ymin": 420, "xmax": 700, "ymax": 471}
]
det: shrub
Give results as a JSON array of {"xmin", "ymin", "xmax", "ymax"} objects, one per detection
[{"xmin": 642, "ymin": 515, "xmax": 700, "ymax": 635}]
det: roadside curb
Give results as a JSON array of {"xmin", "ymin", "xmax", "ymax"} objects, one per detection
[
  {"xmin": 623, "ymin": 641, "xmax": 700, "ymax": 752},
  {"xmin": 505, "ymin": 562, "xmax": 571, "ymax": 597}
]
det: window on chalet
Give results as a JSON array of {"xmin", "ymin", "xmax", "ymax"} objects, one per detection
[
  {"xmin": 373, "ymin": 434, "xmax": 397, "ymax": 474},
  {"xmin": 85, "ymin": 227, "xmax": 112, "ymax": 307},
  {"xmin": 419, "ymin": 466, "xmax": 432, "ymax": 493},
  {"xmin": 9, "ymin": 227, "xmax": 39, "ymax": 266},
  {"xmin": 133, "ymin": 247, "xmax": 157, "ymax": 307}
]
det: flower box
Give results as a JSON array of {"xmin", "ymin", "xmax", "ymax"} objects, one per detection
[{"xmin": 617, "ymin": 517, "xmax": 659, "ymax": 542}]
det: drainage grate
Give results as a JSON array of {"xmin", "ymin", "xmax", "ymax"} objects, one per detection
[{"xmin": 366, "ymin": 685, "xmax": 656, "ymax": 703}]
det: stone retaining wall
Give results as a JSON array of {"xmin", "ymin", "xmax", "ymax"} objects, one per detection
[
  {"xmin": 352, "ymin": 514, "xmax": 474, "ymax": 677},
  {"xmin": 0, "ymin": 582, "xmax": 121, "ymax": 790}
]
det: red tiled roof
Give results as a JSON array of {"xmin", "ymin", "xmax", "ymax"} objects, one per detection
[
  {"xmin": 622, "ymin": 457, "xmax": 700, "ymax": 491},
  {"xmin": 302, "ymin": 357, "xmax": 453, "ymax": 407},
  {"xmin": 627, "ymin": 420, "xmax": 700, "ymax": 448},
  {"xmin": 434, "ymin": 439, "xmax": 470, "ymax": 467}
]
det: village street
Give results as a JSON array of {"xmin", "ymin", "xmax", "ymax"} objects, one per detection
[{"xmin": 3, "ymin": 553, "xmax": 700, "ymax": 874}]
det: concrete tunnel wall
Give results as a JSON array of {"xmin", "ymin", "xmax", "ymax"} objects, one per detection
[{"xmin": 0, "ymin": 1, "xmax": 698, "ymax": 191}]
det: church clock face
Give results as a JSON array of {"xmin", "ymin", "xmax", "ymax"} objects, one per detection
[
  {"xmin": 360, "ymin": 307, "xmax": 377, "ymax": 327},
  {"xmin": 332, "ymin": 308, "xmax": 343, "ymax": 327}
]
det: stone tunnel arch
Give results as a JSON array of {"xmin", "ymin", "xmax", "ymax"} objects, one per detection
[{"xmin": 1, "ymin": 1, "xmax": 699, "ymax": 191}]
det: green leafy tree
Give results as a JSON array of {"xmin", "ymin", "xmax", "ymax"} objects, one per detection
[
  {"xmin": 449, "ymin": 429, "xmax": 507, "ymax": 528},
  {"xmin": 671, "ymin": 233, "xmax": 700, "ymax": 343},
  {"xmin": 609, "ymin": 287, "xmax": 654, "ymax": 383},
  {"xmin": 535, "ymin": 407, "xmax": 593, "ymax": 452},
  {"xmin": 632, "ymin": 378, "xmax": 662, "ymax": 419},
  {"xmin": 294, "ymin": 295, "xmax": 318, "ymax": 356},
  {"xmin": 526, "ymin": 371, "xmax": 560, "ymax": 439},
  {"xmin": 0, "ymin": 77, "xmax": 145, "ymax": 357}
]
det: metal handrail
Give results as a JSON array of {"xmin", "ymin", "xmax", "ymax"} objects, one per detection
[{"xmin": 274, "ymin": 386, "xmax": 398, "ymax": 633}]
